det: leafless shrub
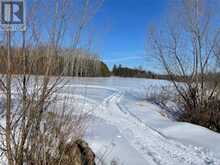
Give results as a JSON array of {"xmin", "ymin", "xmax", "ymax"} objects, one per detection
[
  {"xmin": 148, "ymin": 0, "xmax": 220, "ymax": 131},
  {"xmin": 0, "ymin": 0, "xmax": 103, "ymax": 164},
  {"xmin": 145, "ymin": 85, "xmax": 184, "ymax": 119},
  {"xmin": 145, "ymin": 85, "xmax": 178, "ymax": 103}
]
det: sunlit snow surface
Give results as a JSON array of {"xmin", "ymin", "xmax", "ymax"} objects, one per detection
[
  {"xmin": 1, "ymin": 77, "xmax": 220, "ymax": 165},
  {"xmin": 59, "ymin": 77, "xmax": 220, "ymax": 165}
]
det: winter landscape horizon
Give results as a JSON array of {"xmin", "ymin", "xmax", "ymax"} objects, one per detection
[{"xmin": 0, "ymin": 0, "xmax": 220, "ymax": 165}]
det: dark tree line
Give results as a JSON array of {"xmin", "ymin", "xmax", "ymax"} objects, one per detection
[
  {"xmin": 112, "ymin": 64, "xmax": 166, "ymax": 79},
  {"xmin": 111, "ymin": 64, "xmax": 220, "ymax": 83},
  {"xmin": 112, "ymin": 64, "xmax": 150, "ymax": 78}
]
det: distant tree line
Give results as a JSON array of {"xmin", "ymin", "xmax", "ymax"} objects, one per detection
[
  {"xmin": 0, "ymin": 46, "xmax": 110, "ymax": 77},
  {"xmin": 111, "ymin": 64, "xmax": 220, "ymax": 82},
  {"xmin": 112, "ymin": 64, "xmax": 153, "ymax": 78},
  {"xmin": 112, "ymin": 64, "xmax": 178, "ymax": 80}
]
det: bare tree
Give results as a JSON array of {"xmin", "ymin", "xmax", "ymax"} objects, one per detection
[
  {"xmin": 0, "ymin": 0, "xmax": 102, "ymax": 164},
  {"xmin": 148, "ymin": 0, "xmax": 220, "ymax": 130}
]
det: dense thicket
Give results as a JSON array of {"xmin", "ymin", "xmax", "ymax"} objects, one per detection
[
  {"xmin": 0, "ymin": 46, "xmax": 110, "ymax": 77},
  {"xmin": 100, "ymin": 61, "xmax": 111, "ymax": 77}
]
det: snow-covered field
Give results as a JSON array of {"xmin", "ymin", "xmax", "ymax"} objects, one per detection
[{"xmin": 59, "ymin": 77, "xmax": 220, "ymax": 165}]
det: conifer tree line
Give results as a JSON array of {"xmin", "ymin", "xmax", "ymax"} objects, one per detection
[
  {"xmin": 112, "ymin": 64, "xmax": 158, "ymax": 78},
  {"xmin": 112, "ymin": 64, "xmax": 145, "ymax": 77},
  {"xmin": 112, "ymin": 64, "xmax": 220, "ymax": 82}
]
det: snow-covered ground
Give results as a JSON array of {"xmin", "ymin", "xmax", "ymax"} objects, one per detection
[{"xmin": 59, "ymin": 77, "xmax": 220, "ymax": 165}]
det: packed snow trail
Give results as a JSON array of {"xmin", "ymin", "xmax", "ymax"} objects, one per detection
[
  {"xmin": 93, "ymin": 89, "xmax": 220, "ymax": 165},
  {"xmin": 59, "ymin": 82, "xmax": 220, "ymax": 165}
]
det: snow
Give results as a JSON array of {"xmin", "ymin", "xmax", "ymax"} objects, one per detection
[
  {"xmin": 1, "ymin": 77, "xmax": 220, "ymax": 164},
  {"xmin": 59, "ymin": 77, "xmax": 220, "ymax": 165}
]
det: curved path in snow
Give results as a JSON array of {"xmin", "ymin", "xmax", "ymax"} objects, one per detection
[{"xmin": 62, "ymin": 84, "xmax": 220, "ymax": 165}]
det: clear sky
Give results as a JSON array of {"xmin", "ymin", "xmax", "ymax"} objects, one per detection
[
  {"xmin": 90, "ymin": 0, "xmax": 168, "ymax": 71},
  {"xmin": 26, "ymin": 0, "xmax": 169, "ymax": 72},
  {"xmin": 25, "ymin": 0, "xmax": 220, "ymax": 72}
]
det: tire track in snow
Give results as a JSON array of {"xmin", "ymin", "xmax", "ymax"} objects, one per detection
[{"xmin": 98, "ymin": 90, "xmax": 220, "ymax": 165}]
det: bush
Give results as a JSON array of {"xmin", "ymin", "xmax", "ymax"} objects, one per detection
[{"xmin": 179, "ymin": 95, "xmax": 220, "ymax": 132}]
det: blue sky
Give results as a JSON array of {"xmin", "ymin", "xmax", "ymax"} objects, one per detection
[
  {"xmin": 90, "ymin": 0, "xmax": 168, "ymax": 71},
  {"xmin": 26, "ymin": 0, "xmax": 169, "ymax": 72}
]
